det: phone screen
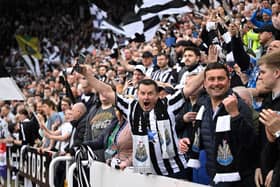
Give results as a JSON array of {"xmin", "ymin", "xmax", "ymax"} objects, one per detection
[{"xmin": 78, "ymin": 53, "xmax": 86, "ymax": 64}]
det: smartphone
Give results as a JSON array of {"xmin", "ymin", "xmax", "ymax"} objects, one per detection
[
  {"xmin": 129, "ymin": 80, "xmax": 134, "ymax": 86},
  {"xmin": 72, "ymin": 53, "xmax": 86, "ymax": 74},
  {"xmin": 78, "ymin": 53, "xmax": 86, "ymax": 64},
  {"xmin": 227, "ymin": 61, "xmax": 235, "ymax": 68}
]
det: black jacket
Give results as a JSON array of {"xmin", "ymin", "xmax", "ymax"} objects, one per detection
[
  {"xmin": 65, "ymin": 113, "xmax": 87, "ymax": 155},
  {"xmin": 20, "ymin": 116, "xmax": 40, "ymax": 146},
  {"xmin": 196, "ymin": 90, "xmax": 257, "ymax": 184},
  {"xmin": 175, "ymin": 98, "xmax": 194, "ymax": 138},
  {"xmin": 262, "ymin": 139, "xmax": 280, "ymax": 187},
  {"xmin": 231, "ymin": 35, "xmax": 251, "ymax": 72},
  {"xmin": 260, "ymin": 93, "xmax": 280, "ymax": 182}
]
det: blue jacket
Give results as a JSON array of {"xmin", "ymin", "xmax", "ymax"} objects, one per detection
[{"xmin": 250, "ymin": 9, "xmax": 272, "ymax": 28}]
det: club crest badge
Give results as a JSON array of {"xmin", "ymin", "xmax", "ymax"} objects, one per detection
[
  {"xmin": 217, "ymin": 139, "xmax": 233, "ymax": 166},
  {"xmin": 135, "ymin": 141, "xmax": 148, "ymax": 162},
  {"xmin": 158, "ymin": 132, "xmax": 164, "ymax": 145},
  {"xmin": 165, "ymin": 128, "xmax": 171, "ymax": 145},
  {"xmin": 192, "ymin": 128, "xmax": 200, "ymax": 153}
]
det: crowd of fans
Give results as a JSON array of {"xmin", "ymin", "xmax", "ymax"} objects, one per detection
[{"xmin": 1, "ymin": 0, "xmax": 280, "ymax": 187}]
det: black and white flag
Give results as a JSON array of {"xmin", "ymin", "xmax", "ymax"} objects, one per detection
[
  {"xmin": 22, "ymin": 54, "xmax": 41, "ymax": 78},
  {"xmin": 90, "ymin": 0, "xmax": 192, "ymax": 41}
]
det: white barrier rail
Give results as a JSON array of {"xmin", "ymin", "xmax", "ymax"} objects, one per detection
[
  {"xmin": 67, "ymin": 162, "xmax": 76, "ymax": 187},
  {"xmin": 67, "ymin": 160, "xmax": 89, "ymax": 187},
  {"xmin": 48, "ymin": 155, "xmax": 73, "ymax": 187},
  {"xmin": 9, "ymin": 146, "xmax": 209, "ymax": 187},
  {"xmin": 66, "ymin": 160, "xmax": 209, "ymax": 187}
]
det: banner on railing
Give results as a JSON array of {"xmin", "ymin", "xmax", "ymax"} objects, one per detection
[
  {"xmin": 7, "ymin": 146, "xmax": 54, "ymax": 187},
  {"xmin": 6, "ymin": 145, "xmax": 20, "ymax": 171}
]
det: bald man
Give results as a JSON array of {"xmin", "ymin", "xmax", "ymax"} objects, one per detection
[
  {"xmin": 56, "ymin": 102, "xmax": 87, "ymax": 187},
  {"xmin": 267, "ymin": 40, "xmax": 280, "ymax": 54},
  {"xmin": 67, "ymin": 102, "xmax": 87, "ymax": 153}
]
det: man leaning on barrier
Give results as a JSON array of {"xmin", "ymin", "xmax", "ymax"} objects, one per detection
[{"xmin": 38, "ymin": 102, "xmax": 87, "ymax": 187}]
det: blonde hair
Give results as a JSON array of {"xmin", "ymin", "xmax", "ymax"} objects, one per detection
[{"xmin": 258, "ymin": 50, "xmax": 280, "ymax": 69}]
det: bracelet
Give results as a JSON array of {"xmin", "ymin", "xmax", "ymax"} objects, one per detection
[{"xmin": 274, "ymin": 131, "xmax": 280, "ymax": 138}]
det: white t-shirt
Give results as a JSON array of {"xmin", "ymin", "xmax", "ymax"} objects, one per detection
[{"xmin": 55, "ymin": 122, "xmax": 72, "ymax": 152}]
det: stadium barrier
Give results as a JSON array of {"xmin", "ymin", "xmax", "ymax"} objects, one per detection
[
  {"xmin": 64, "ymin": 160, "xmax": 209, "ymax": 187},
  {"xmin": 6, "ymin": 144, "xmax": 20, "ymax": 187},
  {"xmin": 7, "ymin": 146, "xmax": 209, "ymax": 187},
  {"xmin": 49, "ymin": 155, "xmax": 73, "ymax": 187},
  {"xmin": 7, "ymin": 145, "xmax": 54, "ymax": 187}
]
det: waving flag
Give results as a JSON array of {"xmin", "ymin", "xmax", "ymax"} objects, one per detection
[
  {"xmin": 90, "ymin": 0, "xmax": 192, "ymax": 41},
  {"xmin": 15, "ymin": 35, "xmax": 42, "ymax": 59},
  {"xmin": 15, "ymin": 35, "xmax": 41, "ymax": 78}
]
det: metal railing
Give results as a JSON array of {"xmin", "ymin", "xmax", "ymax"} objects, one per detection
[{"xmin": 48, "ymin": 155, "xmax": 73, "ymax": 187}]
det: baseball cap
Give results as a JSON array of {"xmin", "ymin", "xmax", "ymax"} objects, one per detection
[
  {"xmin": 134, "ymin": 65, "xmax": 146, "ymax": 75},
  {"xmin": 142, "ymin": 51, "xmax": 153, "ymax": 58}
]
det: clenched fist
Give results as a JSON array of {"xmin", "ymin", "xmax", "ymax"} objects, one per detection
[{"xmin": 222, "ymin": 94, "xmax": 239, "ymax": 117}]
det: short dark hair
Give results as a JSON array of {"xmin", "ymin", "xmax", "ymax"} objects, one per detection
[
  {"xmin": 18, "ymin": 108, "xmax": 29, "ymax": 117},
  {"xmin": 142, "ymin": 51, "xmax": 153, "ymax": 58},
  {"xmin": 61, "ymin": 97, "xmax": 72, "ymax": 106},
  {"xmin": 8, "ymin": 122, "xmax": 17, "ymax": 134},
  {"xmin": 137, "ymin": 79, "xmax": 159, "ymax": 93},
  {"xmin": 204, "ymin": 63, "xmax": 230, "ymax": 78},
  {"xmin": 184, "ymin": 46, "xmax": 201, "ymax": 57},
  {"xmin": 42, "ymin": 99, "xmax": 56, "ymax": 110},
  {"xmin": 2, "ymin": 104, "xmax": 10, "ymax": 110},
  {"xmin": 157, "ymin": 52, "xmax": 169, "ymax": 59}
]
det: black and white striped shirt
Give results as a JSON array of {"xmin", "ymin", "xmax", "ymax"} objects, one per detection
[
  {"xmin": 116, "ymin": 90, "xmax": 188, "ymax": 176},
  {"xmin": 176, "ymin": 64, "xmax": 204, "ymax": 89},
  {"xmin": 151, "ymin": 68, "xmax": 176, "ymax": 86},
  {"xmin": 123, "ymin": 86, "xmax": 137, "ymax": 98}
]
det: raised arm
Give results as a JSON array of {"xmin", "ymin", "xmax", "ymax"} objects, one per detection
[
  {"xmin": 182, "ymin": 45, "xmax": 218, "ymax": 98},
  {"xmin": 229, "ymin": 23, "xmax": 251, "ymax": 71},
  {"xmin": 119, "ymin": 59, "xmax": 135, "ymax": 72},
  {"xmin": 81, "ymin": 65, "xmax": 116, "ymax": 105},
  {"xmin": 183, "ymin": 70, "xmax": 204, "ymax": 98}
]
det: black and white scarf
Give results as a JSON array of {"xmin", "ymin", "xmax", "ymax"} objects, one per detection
[{"xmin": 130, "ymin": 99, "xmax": 176, "ymax": 173}]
